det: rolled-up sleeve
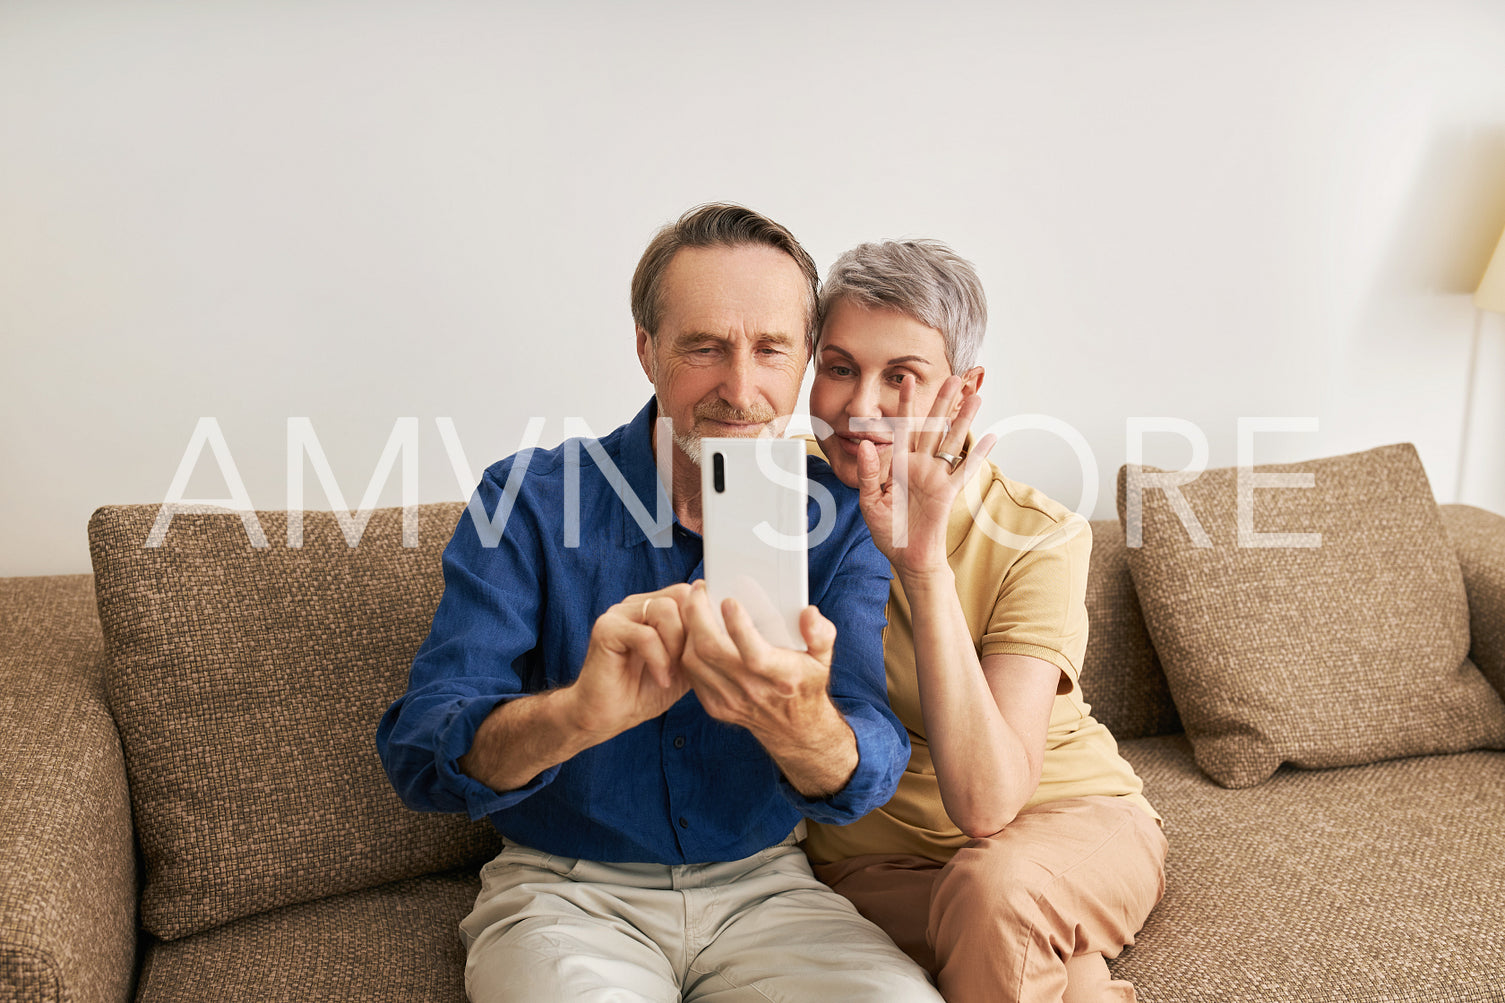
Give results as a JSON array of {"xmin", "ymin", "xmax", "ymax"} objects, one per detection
[
  {"xmin": 779, "ymin": 526, "xmax": 908, "ymax": 824},
  {"xmin": 376, "ymin": 459, "xmax": 556, "ymax": 820}
]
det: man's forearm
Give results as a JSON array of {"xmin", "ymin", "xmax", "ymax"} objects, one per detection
[
  {"xmin": 458, "ymin": 687, "xmax": 608, "ymax": 794},
  {"xmin": 753, "ymin": 698, "xmax": 859, "ymax": 800}
]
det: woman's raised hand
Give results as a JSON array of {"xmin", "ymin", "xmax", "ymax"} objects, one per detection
[{"xmin": 855, "ymin": 374, "xmax": 996, "ymax": 577}]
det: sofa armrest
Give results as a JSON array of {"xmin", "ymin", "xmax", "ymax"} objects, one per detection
[
  {"xmin": 1441, "ymin": 504, "xmax": 1505, "ymax": 699},
  {"xmin": 0, "ymin": 575, "xmax": 137, "ymax": 1003}
]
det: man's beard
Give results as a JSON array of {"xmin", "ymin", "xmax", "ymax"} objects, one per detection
[
  {"xmin": 667, "ymin": 400, "xmax": 783, "ymax": 466},
  {"xmin": 674, "ymin": 428, "xmax": 708, "ymax": 466}
]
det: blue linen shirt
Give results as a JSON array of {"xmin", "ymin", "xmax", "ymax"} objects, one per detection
[{"xmin": 376, "ymin": 398, "xmax": 908, "ymax": 864}]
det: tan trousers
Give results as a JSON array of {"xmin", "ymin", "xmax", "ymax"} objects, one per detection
[
  {"xmin": 811, "ymin": 796, "xmax": 1167, "ymax": 1003},
  {"xmin": 460, "ymin": 830, "xmax": 944, "ymax": 1002}
]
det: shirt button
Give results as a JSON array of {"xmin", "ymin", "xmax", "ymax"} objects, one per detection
[
  {"xmin": 673, "ymin": 736, "xmax": 686, "ymax": 749},
  {"xmin": 678, "ymin": 816, "xmax": 689, "ymax": 829}
]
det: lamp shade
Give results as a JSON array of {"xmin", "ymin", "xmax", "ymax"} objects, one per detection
[{"xmin": 1479, "ymin": 226, "xmax": 1505, "ymax": 313}]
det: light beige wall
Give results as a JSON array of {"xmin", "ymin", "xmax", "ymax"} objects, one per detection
[{"xmin": 4, "ymin": 0, "xmax": 1504, "ymax": 575}]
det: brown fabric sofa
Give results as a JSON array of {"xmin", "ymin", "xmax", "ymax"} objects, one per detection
[{"xmin": 3, "ymin": 499, "xmax": 1503, "ymax": 1003}]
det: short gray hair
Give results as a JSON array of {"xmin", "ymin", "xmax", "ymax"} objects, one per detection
[{"xmin": 817, "ymin": 239, "xmax": 987, "ymax": 374}]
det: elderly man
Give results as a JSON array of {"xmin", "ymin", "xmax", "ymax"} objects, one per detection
[{"xmin": 377, "ymin": 204, "xmax": 943, "ymax": 1001}]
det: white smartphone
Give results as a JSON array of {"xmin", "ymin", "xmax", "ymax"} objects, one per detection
[{"xmin": 699, "ymin": 437, "xmax": 809, "ymax": 650}]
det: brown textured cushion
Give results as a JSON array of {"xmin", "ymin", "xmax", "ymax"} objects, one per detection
[
  {"xmin": 1115, "ymin": 442, "xmax": 1505, "ymax": 788},
  {"xmin": 1082, "ymin": 518, "xmax": 1181, "ymax": 741},
  {"xmin": 89, "ymin": 502, "xmax": 502, "ymax": 941},
  {"xmin": 134, "ymin": 868, "xmax": 476, "ymax": 1002},
  {"xmin": 1114, "ymin": 735, "xmax": 1505, "ymax": 1001}
]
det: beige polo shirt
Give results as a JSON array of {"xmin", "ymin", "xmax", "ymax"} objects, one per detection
[{"xmin": 804, "ymin": 450, "xmax": 1157, "ymax": 865}]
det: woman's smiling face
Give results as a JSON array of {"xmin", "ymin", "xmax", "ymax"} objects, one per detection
[{"xmin": 809, "ymin": 298, "xmax": 957, "ymax": 488}]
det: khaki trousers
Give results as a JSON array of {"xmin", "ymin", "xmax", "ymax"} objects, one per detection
[
  {"xmin": 812, "ymin": 796, "xmax": 1167, "ymax": 1003},
  {"xmin": 460, "ymin": 829, "xmax": 944, "ymax": 1002}
]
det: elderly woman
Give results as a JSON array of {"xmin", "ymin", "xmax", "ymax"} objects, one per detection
[{"xmin": 802, "ymin": 240, "xmax": 1167, "ymax": 1003}]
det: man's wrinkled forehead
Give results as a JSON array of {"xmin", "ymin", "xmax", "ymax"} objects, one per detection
[{"xmin": 654, "ymin": 245, "xmax": 813, "ymax": 342}]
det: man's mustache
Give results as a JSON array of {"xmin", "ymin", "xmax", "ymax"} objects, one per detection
[{"xmin": 692, "ymin": 402, "xmax": 777, "ymax": 426}]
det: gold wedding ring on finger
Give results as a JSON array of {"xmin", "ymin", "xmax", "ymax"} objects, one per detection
[
  {"xmin": 641, "ymin": 598, "xmax": 654, "ymax": 621},
  {"xmin": 933, "ymin": 450, "xmax": 962, "ymax": 471}
]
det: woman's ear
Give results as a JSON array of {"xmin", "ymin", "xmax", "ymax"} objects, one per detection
[
  {"xmin": 948, "ymin": 366, "xmax": 986, "ymax": 419},
  {"xmin": 961, "ymin": 366, "xmax": 985, "ymax": 396}
]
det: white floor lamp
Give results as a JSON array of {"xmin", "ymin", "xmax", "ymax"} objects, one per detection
[{"xmin": 1457, "ymin": 227, "xmax": 1505, "ymax": 503}]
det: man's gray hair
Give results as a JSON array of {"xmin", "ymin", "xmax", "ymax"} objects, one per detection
[
  {"xmin": 817, "ymin": 239, "xmax": 987, "ymax": 374},
  {"xmin": 632, "ymin": 203, "xmax": 821, "ymax": 351}
]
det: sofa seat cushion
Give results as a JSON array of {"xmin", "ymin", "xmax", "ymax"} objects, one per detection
[
  {"xmin": 1112, "ymin": 735, "xmax": 1505, "ymax": 1002},
  {"xmin": 134, "ymin": 867, "xmax": 479, "ymax": 1003}
]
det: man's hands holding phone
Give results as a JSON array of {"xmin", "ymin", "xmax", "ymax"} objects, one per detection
[
  {"xmin": 464, "ymin": 581, "xmax": 856, "ymax": 798},
  {"xmin": 573, "ymin": 582, "xmax": 835, "ymax": 735},
  {"xmin": 571, "ymin": 582, "xmax": 856, "ymax": 798}
]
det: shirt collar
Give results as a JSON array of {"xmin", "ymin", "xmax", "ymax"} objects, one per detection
[{"xmin": 617, "ymin": 397, "xmax": 676, "ymax": 547}]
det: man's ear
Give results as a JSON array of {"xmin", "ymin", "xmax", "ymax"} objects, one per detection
[{"xmin": 636, "ymin": 326, "xmax": 656, "ymax": 381}]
